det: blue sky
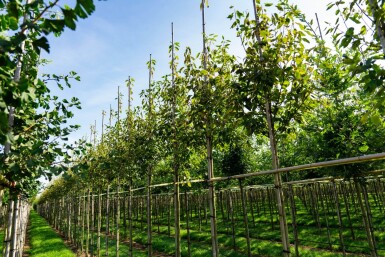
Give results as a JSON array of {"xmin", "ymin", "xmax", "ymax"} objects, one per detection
[{"xmin": 40, "ymin": 0, "xmax": 332, "ymax": 143}]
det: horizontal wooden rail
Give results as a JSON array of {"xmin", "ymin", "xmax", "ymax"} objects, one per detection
[
  {"xmin": 209, "ymin": 152, "xmax": 385, "ymax": 182},
  {"xmin": 70, "ymin": 152, "xmax": 385, "ymax": 198}
]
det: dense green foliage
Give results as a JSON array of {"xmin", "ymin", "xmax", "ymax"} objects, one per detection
[{"xmin": 0, "ymin": 0, "xmax": 96, "ymax": 196}]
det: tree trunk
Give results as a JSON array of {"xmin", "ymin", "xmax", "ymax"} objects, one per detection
[
  {"xmin": 86, "ymin": 190, "xmax": 90, "ymax": 257},
  {"xmin": 106, "ymin": 186, "xmax": 110, "ymax": 257},
  {"xmin": 184, "ymin": 191, "xmax": 191, "ymax": 257},
  {"xmin": 4, "ymin": 198, "xmax": 14, "ymax": 257},
  {"xmin": 332, "ymin": 181, "xmax": 346, "ymax": 256},
  {"xmin": 147, "ymin": 167, "xmax": 152, "ymax": 257},
  {"xmin": 265, "ymin": 100, "xmax": 290, "ymax": 256},
  {"xmin": 116, "ymin": 181, "xmax": 120, "ymax": 257},
  {"xmin": 239, "ymin": 180, "xmax": 252, "ymax": 257},
  {"xmin": 97, "ymin": 190, "xmax": 101, "ymax": 257},
  {"xmin": 10, "ymin": 196, "xmax": 19, "ymax": 257},
  {"xmin": 129, "ymin": 181, "xmax": 133, "ymax": 257},
  {"xmin": 206, "ymin": 136, "xmax": 219, "ymax": 257},
  {"xmin": 174, "ymin": 161, "xmax": 181, "ymax": 257}
]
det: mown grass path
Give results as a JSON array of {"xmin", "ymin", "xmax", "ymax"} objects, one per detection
[{"xmin": 26, "ymin": 210, "xmax": 75, "ymax": 257}]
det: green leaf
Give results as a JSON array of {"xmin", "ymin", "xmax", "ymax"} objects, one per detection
[
  {"xmin": 32, "ymin": 36, "xmax": 50, "ymax": 53},
  {"xmin": 345, "ymin": 27, "xmax": 354, "ymax": 36},
  {"xmin": 359, "ymin": 145, "xmax": 369, "ymax": 153},
  {"xmin": 370, "ymin": 114, "xmax": 381, "ymax": 125},
  {"xmin": 42, "ymin": 19, "xmax": 65, "ymax": 35},
  {"xmin": 75, "ymin": 0, "xmax": 96, "ymax": 19},
  {"xmin": 6, "ymin": 1, "xmax": 19, "ymax": 19},
  {"xmin": 349, "ymin": 16, "xmax": 360, "ymax": 24},
  {"xmin": 340, "ymin": 36, "xmax": 352, "ymax": 48},
  {"xmin": 9, "ymin": 17, "xmax": 18, "ymax": 30},
  {"xmin": 62, "ymin": 8, "xmax": 77, "ymax": 30}
]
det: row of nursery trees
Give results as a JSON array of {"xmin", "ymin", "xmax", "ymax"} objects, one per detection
[
  {"xmin": 0, "ymin": 0, "xmax": 384, "ymax": 256},
  {"xmin": 37, "ymin": 0, "xmax": 385, "ymax": 256}
]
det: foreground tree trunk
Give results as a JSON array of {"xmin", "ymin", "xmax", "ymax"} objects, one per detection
[{"xmin": 265, "ymin": 100, "xmax": 290, "ymax": 256}]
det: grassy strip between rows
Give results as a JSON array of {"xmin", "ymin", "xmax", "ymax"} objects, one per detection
[
  {"xmin": 126, "ymin": 223, "xmax": 370, "ymax": 257},
  {"xmin": 0, "ymin": 229, "xmax": 4, "ymax": 253},
  {"xmin": 27, "ymin": 210, "xmax": 75, "ymax": 257}
]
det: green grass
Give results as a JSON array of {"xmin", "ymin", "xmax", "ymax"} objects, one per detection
[
  {"xmin": 115, "ymin": 190, "xmax": 385, "ymax": 256},
  {"xmin": 77, "ymin": 232, "xmax": 149, "ymax": 256},
  {"xmin": 0, "ymin": 229, "xmax": 4, "ymax": 253},
  {"xmin": 127, "ymin": 221, "xmax": 358, "ymax": 257},
  {"xmin": 27, "ymin": 210, "xmax": 75, "ymax": 257},
  {"xmin": 38, "ymin": 186, "xmax": 385, "ymax": 256}
]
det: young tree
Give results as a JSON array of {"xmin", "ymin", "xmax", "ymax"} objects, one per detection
[{"xmin": 229, "ymin": 1, "xmax": 316, "ymax": 254}]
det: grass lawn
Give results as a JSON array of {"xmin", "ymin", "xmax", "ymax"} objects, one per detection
[
  {"xmin": 27, "ymin": 210, "xmax": 75, "ymax": 257},
  {"xmin": 0, "ymin": 229, "xmax": 4, "ymax": 253}
]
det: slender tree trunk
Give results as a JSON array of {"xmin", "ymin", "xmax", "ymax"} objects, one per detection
[
  {"xmin": 288, "ymin": 184, "xmax": 299, "ymax": 257},
  {"xmin": 147, "ymin": 167, "xmax": 152, "ymax": 257},
  {"xmin": 201, "ymin": 1, "xmax": 219, "ymax": 255},
  {"xmin": 91, "ymin": 193, "xmax": 95, "ymax": 257},
  {"xmin": 116, "ymin": 180, "xmax": 120, "ymax": 257},
  {"xmin": 97, "ymin": 190, "xmax": 101, "ymax": 257},
  {"xmin": 265, "ymin": 100, "xmax": 290, "ymax": 256},
  {"xmin": 317, "ymin": 183, "xmax": 332, "ymax": 250},
  {"xmin": 86, "ymin": 190, "xmax": 90, "ymax": 257},
  {"xmin": 171, "ymin": 22, "xmax": 181, "ymax": 257},
  {"xmin": 10, "ymin": 195, "xmax": 19, "ymax": 257},
  {"xmin": 67, "ymin": 199, "xmax": 70, "ymax": 239},
  {"xmin": 228, "ymin": 191, "xmax": 236, "ymax": 251},
  {"xmin": 355, "ymin": 181, "xmax": 377, "ymax": 257},
  {"xmin": 4, "ymin": 197, "xmax": 15, "ymax": 257},
  {"xmin": 206, "ymin": 137, "xmax": 219, "ymax": 257},
  {"xmin": 147, "ymin": 53, "xmax": 154, "ymax": 257},
  {"xmin": 184, "ymin": 191, "xmax": 191, "ymax": 257},
  {"xmin": 122, "ymin": 193, "xmax": 126, "ymax": 239},
  {"xmin": 239, "ymin": 180, "xmax": 252, "ymax": 257},
  {"xmin": 129, "ymin": 181, "xmax": 133, "ymax": 257},
  {"xmin": 341, "ymin": 183, "xmax": 355, "ymax": 240},
  {"xmin": 77, "ymin": 196, "xmax": 81, "ymax": 249},
  {"xmin": 198, "ymin": 194, "xmax": 202, "ymax": 232},
  {"xmin": 167, "ymin": 197, "xmax": 171, "ymax": 236},
  {"xmin": 106, "ymin": 186, "xmax": 110, "ymax": 257},
  {"xmin": 332, "ymin": 181, "xmax": 346, "ymax": 256}
]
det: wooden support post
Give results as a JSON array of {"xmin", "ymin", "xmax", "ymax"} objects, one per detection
[{"xmin": 239, "ymin": 179, "xmax": 252, "ymax": 257}]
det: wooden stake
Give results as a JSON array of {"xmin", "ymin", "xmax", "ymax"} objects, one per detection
[
  {"xmin": 201, "ymin": 1, "xmax": 219, "ymax": 255},
  {"xmin": 106, "ymin": 186, "xmax": 110, "ymax": 257},
  {"xmin": 97, "ymin": 190, "xmax": 101, "ymax": 257},
  {"xmin": 288, "ymin": 184, "xmax": 299, "ymax": 257},
  {"xmin": 116, "ymin": 180, "xmax": 120, "ymax": 257},
  {"xmin": 239, "ymin": 179, "xmax": 252, "ymax": 257},
  {"xmin": 147, "ymin": 54, "xmax": 153, "ymax": 257},
  {"xmin": 184, "ymin": 191, "xmax": 191, "ymax": 257},
  {"xmin": 171, "ymin": 22, "xmax": 181, "ymax": 257},
  {"xmin": 332, "ymin": 181, "xmax": 346, "ymax": 256},
  {"xmin": 86, "ymin": 189, "xmax": 90, "ymax": 257}
]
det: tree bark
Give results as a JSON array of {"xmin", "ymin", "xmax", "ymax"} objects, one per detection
[{"xmin": 265, "ymin": 100, "xmax": 290, "ymax": 256}]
